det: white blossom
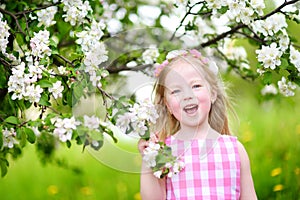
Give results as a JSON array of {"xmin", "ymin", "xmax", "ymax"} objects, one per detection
[
  {"xmin": 62, "ymin": 0, "xmax": 92, "ymax": 26},
  {"xmin": 30, "ymin": 30, "xmax": 51, "ymax": 58},
  {"xmin": 49, "ymin": 81, "xmax": 64, "ymax": 99},
  {"xmin": 252, "ymin": 13, "xmax": 287, "ymax": 37},
  {"xmin": 83, "ymin": 115, "xmax": 101, "ymax": 130},
  {"xmin": 289, "ymin": 45, "xmax": 300, "ymax": 72},
  {"xmin": 57, "ymin": 66, "xmax": 68, "ymax": 75},
  {"xmin": 143, "ymin": 141, "xmax": 160, "ymax": 168},
  {"xmin": 261, "ymin": 84, "xmax": 278, "ymax": 96},
  {"xmin": 28, "ymin": 61, "xmax": 45, "ymax": 79},
  {"xmin": 2, "ymin": 128, "xmax": 18, "ymax": 148},
  {"xmin": 53, "ymin": 117, "xmax": 81, "ymax": 142},
  {"xmin": 256, "ymin": 43, "xmax": 282, "ymax": 70},
  {"xmin": 142, "ymin": 47, "xmax": 159, "ymax": 64},
  {"xmin": 0, "ymin": 15, "xmax": 10, "ymax": 54},
  {"xmin": 36, "ymin": 6, "xmax": 58, "ymax": 27},
  {"xmin": 250, "ymin": 0, "xmax": 265, "ymax": 16},
  {"xmin": 278, "ymin": 77, "xmax": 297, "ymax": 97},
  {"xmin": 153, "ymin": 170, "xmax": 163, "ymax": 178},
  {"xmin": 278, "ymin": 32, "xmax": 290, "ymax": 51},
  {"xmin": 116, "ymin": 112, "xmax": 135, "ymax": 132},
  {"xmin": 24, "ymin": 84, "xmax": 43, "ymax": 103}
]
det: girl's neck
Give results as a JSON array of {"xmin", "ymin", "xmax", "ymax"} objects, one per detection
[{"xmin": 174, "ymin": 123, "xmax": 216, "ymax": 141}]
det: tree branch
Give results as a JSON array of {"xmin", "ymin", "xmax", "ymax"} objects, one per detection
[
  {"xmin": 0, "ymin": 57, "xmax": 11, "ymax": 68},
  {"xmin": 0, "ymin": 8, "xmax": 26, "ymax": 36},
  {"xmin": 106, "ymin": 63, "xmax": 152, "ymax": 74},
  {"xmin": 54, "ymin": 54, "xmax": 75, "ymax": 67},
  {"xmin": 15, "ymin": 3, "xmax": 61, "ymax": 16},
  {"xmin": 199, "ymin": 0, "xmax": 300, "ymax": 48}
]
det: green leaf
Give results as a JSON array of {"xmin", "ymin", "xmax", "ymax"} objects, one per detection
[
  {"xmin": 16, "ymin": 128, "xmax": 27, "ymax": 147},
  {"xmin": 0, "ymin": 158, "xmax": 9, "ymax": 177},
  {"xmin": 73, "ymin": 82, "xmax": 84, "ymax": 100},
  {"xmin": 66, "ymin": 140, "xmax": 71, "ymax": 148},
  {"xmin": 262, "ymin": 71, "xmax": 272, "ymax": 85},
  {"xmin": 280, "ymin": 58, "xmax": 289, "ymax": 70},
  {"xmin": 89, "ymin": 130, "xmax": 103, "ymax": 141},
  {"xmin": 38, "ymin": 80, "xmax": 53, "ymax": 88},
  {"xmin": 218, "ymin": 6, "xmax": 229, "ymax": 14},
  {"xmin": 4, "ymin": 116, "xmax": 19, "ymax": 125},
  {"xmin": 24, "ymin": 127, "xmax": 36, "ymax": 144},
  {"xmin": 39, "ymin": 93, "xmax": 51, "ymax": 106}
]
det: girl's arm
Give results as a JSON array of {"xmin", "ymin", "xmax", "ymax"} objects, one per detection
[
  {"xmin": 237, "ymin": 141, "xmax": 258, "ymax": 200},
  {"xmin": 138, "ymin": 139, "xmax": 166, "ymax": 200}
]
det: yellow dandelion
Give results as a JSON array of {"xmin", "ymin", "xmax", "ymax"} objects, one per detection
[
  {"xmin": 271, "ymin": 167, "xmax": 282, "ymax": 177},
  {"xmin": 134, "ymin": 192, "xmax": 141, "ymax": 200},
  {"xmin": 80, "ymin": 186, "xmax": 93, "ymax": 196},
  {"xmin": 47, "ymin": 185, "xmax": 58, "ymax": 195},
  {"xmin": 295, "ymin": 168, "xmax": 300, "ymax": 175},
  {"xmin": 273, "ymin": 184, "xmax": 284, "ymax": 192}
]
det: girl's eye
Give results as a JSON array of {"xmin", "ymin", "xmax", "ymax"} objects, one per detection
[
  {"xmin": 192, "ymin": 84, "xmax": 202, "ymax": 89},
  {"xmin": 171, "ymin": 89, "xmax": 180, "ymax": 94}
]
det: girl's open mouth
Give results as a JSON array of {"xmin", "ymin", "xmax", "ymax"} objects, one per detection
[{"xmin": 183, "ymin": 104, "xmax": 198, "ymax": 114}]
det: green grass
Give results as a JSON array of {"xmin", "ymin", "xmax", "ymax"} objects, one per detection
[
  {"xmin": 0, "ymin": 78, "xmax": 300, "ymax": 200},
  {"xmin": 0, "ymin": 144, "xmax": 141, "ymax": 200}
]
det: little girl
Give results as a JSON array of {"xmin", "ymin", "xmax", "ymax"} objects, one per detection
[{"xmin": 138, "ymin": 49, "xmax": 257, "ymax": 199}]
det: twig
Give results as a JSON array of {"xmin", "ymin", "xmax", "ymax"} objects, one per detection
[
  {"xmin": 216, "ymin": 48, "xmax": 256, "ymax": 81},
  {"xmin": 97, "ymin": 86, "xmax": 115, "ymax": 121},
  {"xmin": 55, "ymin": 54, "xmax": 75, "ymax": 67},
  {"xmin": 15, "ymin": 3, "xmax": 61, "ymax": 16},
  {"xmin": 235, "ymin": 30, "xmax": 265, "ymax": 44},
  {"xmin": 259, "ymin": 0, "xmax": 300, "ymax": 21},
  {"xmin": 0, "ymin": 57, "xmax": 11, "ymax": 68},
  {"xmin": 0, "ymin": 8, "xmax": 26, "ymax": 36},
  {"xmin": 170, "ymin": 1, "xmax": 206, "ymax": 41}
]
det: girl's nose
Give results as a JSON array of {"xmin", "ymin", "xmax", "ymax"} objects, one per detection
[{"xmin": 183, "ymin": 88, "xmax": 194, "ymax": 101}]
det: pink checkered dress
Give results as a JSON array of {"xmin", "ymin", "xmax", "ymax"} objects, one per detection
[{"xmin": 165, "ymin": 135, "xmax": 241, "ymax": 199}]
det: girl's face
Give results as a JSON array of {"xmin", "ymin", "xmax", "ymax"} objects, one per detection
[{"xmin": 164, "ymin": 60, "xmax": 214, "ymax": 129}]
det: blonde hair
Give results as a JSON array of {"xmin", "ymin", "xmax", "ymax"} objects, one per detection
[{"xmin": 153, "ymin": 53, "xmax": 231, "ymax": 141}]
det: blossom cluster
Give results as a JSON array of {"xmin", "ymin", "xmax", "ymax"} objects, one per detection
[
  {"xmin": 61, "ymin": 0, "xmax": 92, "ymax": 26},
  {"xmin": 0, "ymin": 13, "xmax": 18, "ymax": 63},
  {"xmin": 278, "ymin": 77, "xmax": 297, "ymax": 97},
  {"xmin": 115, "ymin": 99, "xmax": 184, "ymax": 178},
  {"xmin": 50, "ymin": 115, "xmax": 108, "ymax": 149},
  {"xmin": 116, "ymin": 99, "xmax": 159, "ymax": 137},
  {"xmin": 1, "ymin": 128, "xmax": 18, "ymax": 149},
  {"xmin": 0, "ymin": 13, "xmax": 9, "ymax": 54},
  {"xmin": 225, "ymin": 1, "xmax": 265, "ymax": 25},
  {"xmin": 7, "ymin": 28, "xmax": 66, "ymax": 102},
  {"xmin": 53, "ymin": 116, "xmax": 81, "ymax": 142},
  {"xmin": 30, "ymin": 30, "xmax": 52, "ymax": 59},
  {"xmin": 143, "ymin": 141, "xmax": 185, "ymax": 179},
  {"xmin": 142, "ymin": 47, "xmax": 160, "ymax": 64},
  {"xmin": 73, "ymin": 19, "xmax": 109, "ymax": 87},
  {"xmin": 35, "ymin": 6, "xmax": 58, "ymax": 28},
  {"xmin": 8, "ymin": 62, "xmax": 44, "ymax": 103}
]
